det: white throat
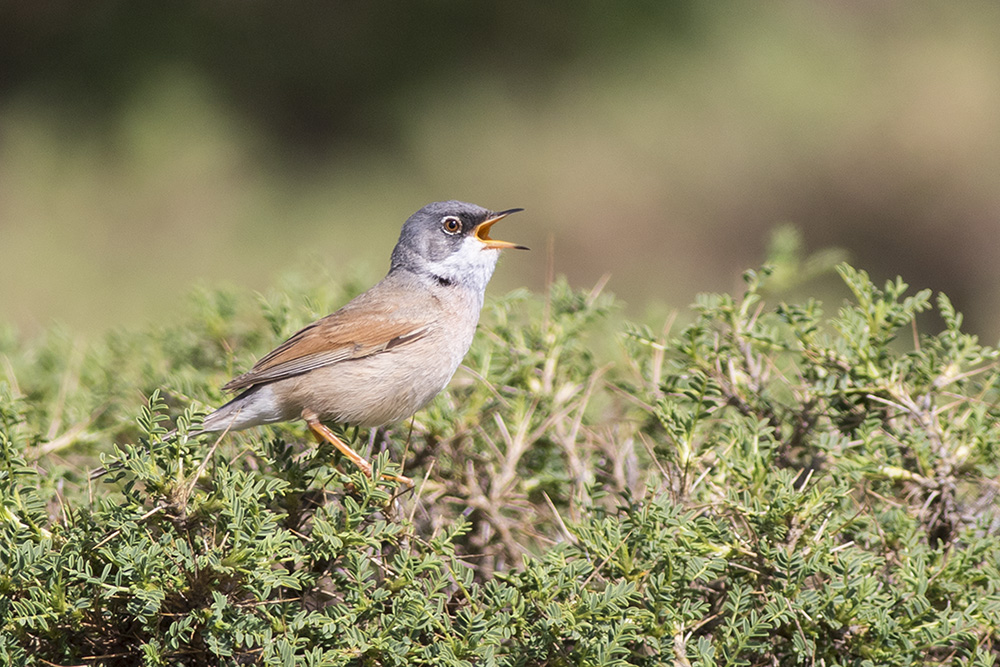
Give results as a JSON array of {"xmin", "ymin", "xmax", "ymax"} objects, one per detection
[{"xmin": 421, "ymin": 236, "xmax": 500, "ymax": 305}]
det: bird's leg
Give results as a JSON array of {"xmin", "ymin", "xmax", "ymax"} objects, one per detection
[{"xmin": 302, "ymin": 410, "xmax": 413, "ymax": 487}]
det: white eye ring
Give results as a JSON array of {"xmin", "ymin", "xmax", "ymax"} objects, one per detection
[{"xmin": 441, "ymin": 216, "xmax": 462, "ymax": 235}]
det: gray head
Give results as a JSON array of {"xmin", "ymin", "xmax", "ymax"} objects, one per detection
[{"xmin": 389, "ymin": 200, "xmax": 527, "ymax": 293}]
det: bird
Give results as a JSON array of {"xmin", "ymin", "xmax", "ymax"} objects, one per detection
[{"xmin": 190, "ymin": 200, "xmax": 526, "ymax": 485}]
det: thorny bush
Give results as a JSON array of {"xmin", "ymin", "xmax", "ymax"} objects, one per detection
[{"xmin": 2, "ymin": 255, "xmax": 1000, "ymax": 665}]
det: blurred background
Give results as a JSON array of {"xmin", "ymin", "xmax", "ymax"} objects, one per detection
[{"xmin": 2, "ymin": 1, "xmax": 999, "ymax": 337}]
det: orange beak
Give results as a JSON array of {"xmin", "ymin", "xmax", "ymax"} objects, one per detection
[{"xmin": 474, "ymin": 208, "xmax": 529, "ymax": 250}]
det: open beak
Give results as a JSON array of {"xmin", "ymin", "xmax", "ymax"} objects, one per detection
[{"xmin": 474, "ymin": 208, "xmax": 529, "ymax": 250}]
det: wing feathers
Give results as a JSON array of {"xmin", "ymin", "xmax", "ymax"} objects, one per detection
[{"xmin": 222, "ymin": 309, "xmax": 432, "ymax": 393}]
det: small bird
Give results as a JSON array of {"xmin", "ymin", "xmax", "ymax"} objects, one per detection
[{"xmin": 195, "ymin": 200, "xmax": 526, "ymax": 485}]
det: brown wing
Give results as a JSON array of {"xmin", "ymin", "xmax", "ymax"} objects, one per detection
[{"xmin": 222, "ymin": 304, "xmax": 431, "ymax": 392}]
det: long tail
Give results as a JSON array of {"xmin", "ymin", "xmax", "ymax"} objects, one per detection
[
  {"xmin": 89, "ymin": 385, "xmax": 283, "ymax": 480},
  {"xmin": 198, "ymin": 384, "xmax": 283, "ymax": 433}
]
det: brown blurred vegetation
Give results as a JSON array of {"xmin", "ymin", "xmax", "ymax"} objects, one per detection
[{"xmin": 2, "ymin": 1, "xmax": 999, "ymax": 337}]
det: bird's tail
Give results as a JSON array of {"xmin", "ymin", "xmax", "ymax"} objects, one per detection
[{"xmin": 89, "ymin": 386, "xmax": 281, "ymax": 480}]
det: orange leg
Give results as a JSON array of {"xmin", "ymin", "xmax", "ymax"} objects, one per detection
[{"xmin": 302, "ymin": 410, "xmax": 413, "ymax": 487}]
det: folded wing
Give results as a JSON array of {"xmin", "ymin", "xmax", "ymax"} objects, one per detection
[{"xmin": 222, "ymin": 306, "xmax": 430, "ymax": 392}]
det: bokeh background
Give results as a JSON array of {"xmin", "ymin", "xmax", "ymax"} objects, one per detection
[{"xmin": 2, "ymin": 2, "xmax": 999, "ymax": 337}]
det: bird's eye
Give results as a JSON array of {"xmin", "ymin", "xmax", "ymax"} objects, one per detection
[{"xmin": 441, "ymin": 216, "xmax": 462, "ymax": 234}]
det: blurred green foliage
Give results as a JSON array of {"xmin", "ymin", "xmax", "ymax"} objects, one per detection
[
  {"xmin": 4, "ymin": 2, "xmax": 1000, "ymax": 337},
  {"xmin": 2, "ymin": 247, "xmax": 1000, "ymax": 664},
  {"xmin": 1, "ymin": 2, "xmax": 695, "ymax": 146}
]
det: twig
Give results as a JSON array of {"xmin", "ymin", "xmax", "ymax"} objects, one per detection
[
  {"xmin": 542, "ymin": 491, "xmax": 577, "ymax": 545},
  {"xmin": 93, "ymin": 505, "xmax": 164, "ymax": 550}
]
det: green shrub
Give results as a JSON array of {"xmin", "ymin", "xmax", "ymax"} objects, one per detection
[{"xmin": 2, "ymin": 258, "xmax": 999, "ymax": 666}]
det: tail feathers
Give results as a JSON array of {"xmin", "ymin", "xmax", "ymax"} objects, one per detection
[
  {"xmin": 198, "ymin": 384, "xmax": 284, "ymax": 434},
  {"xmin": 90, "ymin": 385, "xmax": 283, "ymax": 481},
  {"xmin": 198, "ymin": 402, "xmax": 242, "ymax": 434},
  {"xmin": 193, "ymin": 402, "xmax": 248, "ymax": 435}
]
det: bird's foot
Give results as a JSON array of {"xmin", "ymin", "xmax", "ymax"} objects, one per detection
[{"xmin": 303, "ymin": 411, "xmax": 413, "ymax": 487}]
